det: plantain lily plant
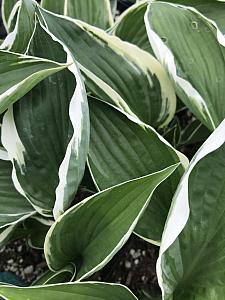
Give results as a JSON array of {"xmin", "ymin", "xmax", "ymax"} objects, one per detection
[{"xmin": 0, "ymin": 0, "xmax": 225, "ymax": 299}]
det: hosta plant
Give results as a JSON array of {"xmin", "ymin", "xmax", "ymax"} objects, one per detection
[{"xmin": 0, "ymin": 0, "xmax": 225, "ymax": 299}]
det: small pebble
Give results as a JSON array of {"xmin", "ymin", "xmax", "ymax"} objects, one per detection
[
  {"xmin": 17, "ymin": 245, "xmax": 22, "ymax": 252},
  {"xmin": 24, "ymin": 265, "xmax": 34, "ymax": 275},
  {"xmin": 7, "ymin": 259, "xmax": 13, "ymax": 264},
  {"xmin": 125, "ymin": 261, "xmax": 132, "ymax": 269}
]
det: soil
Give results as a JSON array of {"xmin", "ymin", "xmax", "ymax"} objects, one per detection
[{"xmin": 0, "ymin": 234, "xmax": 160, "ymax": 299}]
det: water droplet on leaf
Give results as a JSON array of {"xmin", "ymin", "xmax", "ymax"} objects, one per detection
[{"xmin": 191, "ymin": 21, "xmax": 198, "ymax": 30}]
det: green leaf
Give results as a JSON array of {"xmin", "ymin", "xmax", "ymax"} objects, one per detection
[
  {"xmin": 1, "ymin": 0, "xmax": 18, "ymax": 32},
  {"xmin": 154, "ymin": 0, "xmax": 225, "ymax": 34},
  {"xmin": 0, "ymin": 150, "xmax": 34, "ymax": 228},
  {"xmin": 145, "ymin": 2, "xmax": 225, "ymax": 130},
  {"xmin": 111, "ymin": 1, "xmax": 152, "ymax": 54},
  {"xmin": 37, "ymin": 6, "xmax": 176, "ymax": 128},
  {"xmin": 65, "ymin": 0, "xmax": 113, "ymax": 30},
  {"xmin": 0, "ymin": 50, "xmax": 67, "ymax": 114},
  {"xmin": 32, "ymin": 265, "xmax": 75, "ymax": 285},
  {"xmin": 0, "ymin": 224, "xmax": 20, "ymax": 247},
  {"xmin": 112, "ymin": 0, "xmax": 225, "ymax": 57},
  {"xmin": 25, "ymin": 216, "xmax": 53, "ymax": 249},
  {"xmin": 2, "ymin": 23, "xmax": 90, "ymax": 218},
  {"xmin": 110, "ymin": 0, "xmax": 117, "ymax": 17},
  {"xmin": 7, "ymin": 0, "xmax": 19, "ymax": 34},
  {"xmin": 45, "ymin": 164, "xmax": 178, "ymax": 280},
  {"xmin": 41, "ymin": 0, "xmax": 113, "ymax": 30},
  {"xmin": 88, "ymin": 98, "xmax": 187, "ymax": 243},
  {"xmin": 1, "ymin": 0, "xmax": 36, "ymax": 53},
  {"xmin": 41, "ymin": 0, "xmax": 65, "ymax": 14},
  {"xmin": 157, "ymin": 118, "xmax": 225, "ymax": 299},
  {"xmin": 180, "ymin": 119, "xmax": 210, "ymax": 146},
  {"xmin": 0, "ymin": 282, "xmax": 137, "ymax": 300}
]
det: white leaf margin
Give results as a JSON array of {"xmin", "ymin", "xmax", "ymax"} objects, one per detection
[
  {"xmin": 87, "ymin": 101, "xmax": 188, "ymax": 245},
  {"xmin": 157, "ymin": 118, "xmax": 225, "ymax": 299},
  {"xmin": 63, "ymin": 0, "xmax": 114, "ymax": 27},
  {"xmin": 0, "ymin": 144, "xmax": 35, "ymax": 228},
  {"xmin": 0, "ymin": 281, "xmax": 138, "ymax": 300},
  {"xmin": 45, "ymin": 164, "xmax": 179, "ymax": 281},
  {"xmin": 144, "ymin": 2, "xmax": 225, "ymax": 131},
  {"xmin": 37, "ymin": 5, "xmax": 177, "ymax": 128},
  {"xmin": 37, "ymin": 11, "xmax": 90, "ymax": 219},
  {"xmin": 1, "ymin": 16, "xmax": 89, "ymax": 218}
]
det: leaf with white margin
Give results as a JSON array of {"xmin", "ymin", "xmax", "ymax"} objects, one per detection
[
  {"xmin": 145, "ymin": 2, "xmax": 225, "ymax": 131},
  {"xmin": 0, "ymin": 50, "xmax": 67, "ymax": 114},
  {"xmin": 41, "ymin": 0, "xmax": 64, "ymax": 14},
  {"xmin": 111, "ymin": 0, "xmax": 225, "ymax": 56},
  {"xmin": 64, "ymin": 0, "xmax": 113, "ymax": 30},
  {"xmin": 110, "ymin": 0, "xmax": 117, "ymax": 17},
  {"xmin": 1, "ymin": 0, "xmax": 18, "ymax": 32},
  {"xmin": 110, "ymin": 0, "xmax": 152, "ymax": 54},
  {"xmin": 25, "ymin": 216, "xmax": 53, "ymax": 249},
  {"xmin": 41, "ymin": 0, "xmax": 113, "ymax": 30},
  {"xmin": 32, "ymin": 265, "xmax": 75, "ymax": 286},
  {"xmin": 7, "ymin": 1, "xmax": 20, "ymax": 34},
  {"xmin": 0, "ymin": 149, "xmax": 34, "ymax": 228},
  {"xmin": 154, "ymin": 0, "xmax": 225, "ymax": 34},
  {"xmin": 37, "ymin": 6, "xmax": 176, "ymax": 128},
  {"xmin": 2, "ymin": 23, "xmax": 90, "ymax": 218},
  {"xmin": 44, "ymin": 164, "xmax": 178, "ymax": 280},
  {"xmin": 88, "ymin": 97, "xmax": 188, "ymax": 244},
  {"xmin": 1, "ymin": 0, "xmax": 36, "ymax": 53},
  {"xmin": 0, "ymin": 224, "xmax": 20, "ymax": 247},
  {"xmin": 0, "ymin": 282, "xmax": 138, "ymax": 300},
  {"xmin": 157, "ymin": 118, "xmax": 225, "ymax": 299}
]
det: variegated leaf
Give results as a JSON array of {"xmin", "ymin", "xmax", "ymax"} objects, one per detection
[
  {"xmin": 45, "ymin": 165, "xmax": 178, "ymax": 279},
  {"xmin": 37, "ymin": 5, "xmax": 176, "ymax": 128},
  {"xmin": 145, "ymin": 2, "xmax": 225, "ymax": 130},
  {"xmin": 0, "ymin": 282, "xmax": 137, "ymax": 300},
  {"xmin": 158, "ymin": 118, "xmax": 225, "ymax": 300},
  {"xmin": 2, "ymin": 22, "xmax": 90, "ymax": 219},
  {"xmin": 88, "ymin": 97, "xmax": 187, "ymax": 244}
]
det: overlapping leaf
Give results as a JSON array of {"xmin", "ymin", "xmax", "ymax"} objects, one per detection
[
  {"xmin": 1, "ymin": 0, "xmax": 36, "ymax": 53},
  {"xmin": 157, "ymin": 119, "xmax": 225, "ymax": 299},
  {"xmin": 156, "ymin": 0, "xmax": 225, "ymax": 34},
  {"xmin": 32, "ymin": 265, "xmax": 74, "ymax": 285},
  {"xmin": 1, "ymin": 0, "xmax": 18, "ymax": 32},
  {"xmin": 0, "ymin": 224, "xmax": 20, "ymax": 247},
  {"xmin": 0, "ymin": 160, "xmax": 34, "ymax": 228},
  {"xmin": 37, "ymin": 6, "xmax": 176, "ymax": 128},
  {"xmin": 0, "ymin": 148, "xmax": 34, "ymax": 228},
  {"xmin": 2, "ymin": 22, "xmax": 90, "ymax": 218},
  {"xmin": 25, "ymin": 216, "xmax": 53, "ymax": 249},
  {"xmin": 65, "ymin": 0, "xmax": 113, "ymax": 30},
  {"xmin": 88, "ymin": 98, "xmax": 187, "ymax": 243},
  {"xmin": 45, "ymin": 164, "xmax": 178, "ymax": 279},
  {"xmin": 41, "ymin": 0, "xmax": 64, "ymax": 14},
  {"xmin": 0, "ymin": 282, "xmax": 137, "ymax": 300},
  {"xmin": 41, "ymin": 0, "xmax": 113, "ymax": 30},
  {"xmin": 111, "ymin": 0, "xmax": 151, "ymax": 53},
  {"xmin": 145, "ymin": 2, "xmax": 225, "ymax": 130},
  {"xmin": 0, "ymin": 50, "xmax": 67, "ymax": 114},
  {"xmin": 112, "ymin": 0, "xmax": 225, "ymax": 61}
]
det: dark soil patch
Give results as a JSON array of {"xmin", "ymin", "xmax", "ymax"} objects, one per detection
[
  {"xmin": 0, "ymin": 239, "xmax": 48, "ymax": 284},
  {"xmin": 0, "ymin": 234, "xmax": 160, "ymax": 298}
]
